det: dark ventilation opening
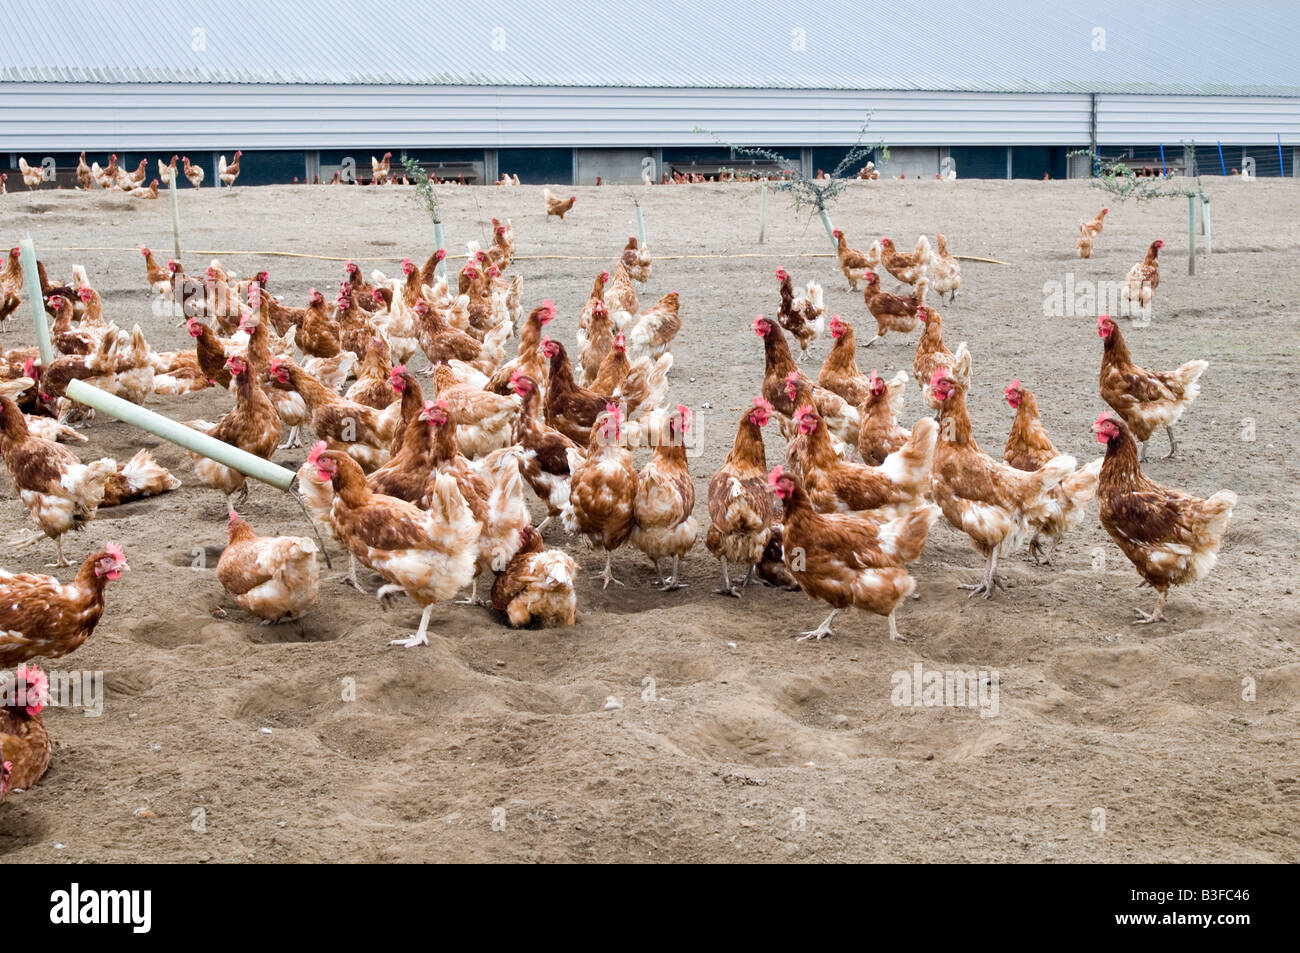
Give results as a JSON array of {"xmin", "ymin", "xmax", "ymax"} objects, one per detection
[
  {"xmin": 945, "ymin": 147, "xmax": 1008, "ymax": 179},
  {"xmin": 497, "ymin": 148, "xmax": 572, "ymax": 185}
]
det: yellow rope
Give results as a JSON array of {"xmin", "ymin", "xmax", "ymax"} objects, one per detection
[{"xmin": 45, "ymin": 247, "xmax": 1007, "ymax": 264}]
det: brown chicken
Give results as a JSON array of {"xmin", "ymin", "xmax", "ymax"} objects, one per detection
[
  {"xmin": 878, "ymin": 235, "xmax": 931, "ymax": 288},
  {"xmin": 216, "ymin": 510, "xmax": 320, "ymax": 623},
  {"xmin": 544, "ymin": 339, "xmax": 613, "ymax": 445},
  {"xmin": 0, "ymin": 544, "xmax": 127, "ymax": 666},
  {"xmin": 817, "ymin": 316, "xmax": 874, "ymax": 406},
  {"xmin": 832, "ymin": 228, "xmax": 872, "ymax": 291},
  {"xmin": 706, "ymin": 397, "xmax": 775, "ymax": 596},
  {"xmin": 857, "ymin": 370, "xmax": 910, "ymax": 466},
  {"xmin": 511, "ymin": 371, "xmax": 582, "ymax": 528},
  {"xmin": 564, "ymin": 405, "xmax": 637, "ymax": 588},
  {"xmin": 268, "ymin": 357, "xmax": 396, "ymax": 471},
  {"xmin": 1120, "ymin": 239, "xmax": 1163, "ymax": 314},
  {"xmin": 775, "ymin": 267, "xmax": 825, "ymax": 362},
  {"xmin": 1097, "ymin": 314, "xmax": 1206, "ymax": 460},
  {"xmin": 490, "ymin": 526, "xmax": 578, "ymax": 627},
  {"xmin": 769, "ymin": 466, "xmax": 938, "ymax": 642},
  {"xmin": 0, "ymin": 664, "xmax": 52, "ymax": 797},
  {"xmin": 753, "ymin": 315, "xmax": 860, "ymax": 446},
  {"xmin": 544, "ymin": 188, "xmax": 576, "ymax": 220},
  {"xmin": 1094, "ymin": 411, "xmax": 1236, "ymax": 623},
  {"xmin": 630, "ymin": 405, "xmax": 698, "ymax": 589},
  {"xmin": 620, "ymin": 235, "xmax": 652, "ymax": 284},
  {"xmin": 913, "ymin": 306, "xmax": 969, "ymax": 410},
  {"xmin": 862, "ymin": 272, "xmax": 927, "ymax": 345},
  {"xmin": 187, "ymin": 355, "xmax": 281, "ymax": 506}
]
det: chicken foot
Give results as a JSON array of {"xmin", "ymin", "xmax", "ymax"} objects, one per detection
[
  {"xmin": 599, "ymin": 552, "xmax": 624, "ymax": 590},
  {"xmin": 655, "ymin": 555, "xmax": 686, "ymax": 592},
  {"xmin": 960, "ymin": 552, "xmax": 1006, "ymax": 599},
  {"xmin": 1132, "ymin": 590, "xmax": 1169, "ymax": 625},
  {"xmin": 390, "ymin": 603, "xmax": 435, "ymax": 648},
  {"xmin": 713, "ymin": 557, "xmax": 750, "ymax": 598},
  {"xmin": 796, "ymin": 607, "xmax": 840, "ymax": 642},
  {"xmin": 342, "ymin": 555, "xmax": 368, "ymax": 593},
  {"xmin": 1162, "ymin": 425, "xmax": 1179, "ymax": 460}
]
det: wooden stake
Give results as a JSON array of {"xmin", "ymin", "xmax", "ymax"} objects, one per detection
[
  {"xmin": 758, "ymin": 182, "xmax": 767, "ymax": 244},
  {"xmin": 1187, "ymin": 195, "xmax": 1196, "ymax": 276},
  {"xmin": 169, "ymin": 173, "xmax": 182, "ymax": 261}
]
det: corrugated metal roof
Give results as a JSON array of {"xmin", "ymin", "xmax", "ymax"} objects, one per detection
[{"xmin": 3, "ymin": 0, "xmax": 1299, "ymax": 95}]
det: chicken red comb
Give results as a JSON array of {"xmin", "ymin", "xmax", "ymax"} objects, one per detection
[
  {"xmin": 830, "ymin": 315, "xmax": 847, "ymax": 338},
  {"xmin": 767, "ymin": 465, "xmax": 785, "ymax": 487},
  {"xmin": 540, "ymin": 300, "xmax": 556, "ymax": 318},
  {"xmin": 613, "ymin": 332, "xmax": 626, "ymax": 350},
  {"xmin": 929, "ymin": 367, "xmax": 950, "ymax": 388},
  {"xmin": 676, "ymin": 404, "xmax": 692, "ymax": 429},
  {"xmin": 795, "ymin": 403, "xmax": 815, "ymax": 420},
  {"xmin": 105, "ymin": 541, "xmax": 126, "ymax": 565},
  {"xmin": 1005, "ymin": 378, "xmax": 1021, "ymax": 395},
  {"xmin": 307, "ymin": 441, "xmax": 328, "ymax": 465},
  {"xmin": 1092, "ymin": 409, "xmax": 1115, "ymax": 429},
  {"xmin": 775, "ymin": 267, "xmax": 787, "ymax": 279},
  {"xmin": 753, "ymin": 396, "xmax": 773, "ymax": 413},
  {"xmin": 786, "ymin": 370, "xmax": 799, "ymax": 383},
  {"xmin": 401, "ymin": 258, "xmax": 414, "ymax": 271},
  {"xmin": 600, "ymin": 270, "xmax": 610, "ymax": 281},
  {"xmin": 391, "ymin": 363, "xmax": 406, "ymax": 378}
]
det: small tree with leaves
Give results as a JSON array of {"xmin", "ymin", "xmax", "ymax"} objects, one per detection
[
  {"xmin": 693, "ymin": 118, "xmax": 888, "ymax": 247},
  {"xmin": 401, "ymin": 154, "xmax": 445, "ymax": 277}
]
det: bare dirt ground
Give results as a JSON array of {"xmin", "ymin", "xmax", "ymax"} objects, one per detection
[{"xmin": 0, "ymin": 176, "xmax": 1297, "ymax": 863}]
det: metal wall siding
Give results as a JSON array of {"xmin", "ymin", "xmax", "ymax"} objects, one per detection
[
  {"xmin": 1096, "ymin": 95, "xmax": 1300, "ymax": 145},
  {"xmin": 0, "ymin": 84, "xmax": 1093, "ymax": 151}
]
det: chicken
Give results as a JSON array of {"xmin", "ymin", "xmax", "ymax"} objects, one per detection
[
  {"xmin": 121, "ymin": 158, "xmax": 149, "ymax": 190},
  {"xmin": 832, "ymin": 228, "xmax": 872, "ymax": 291},
  {"xmin": 929, "ymin": 368, "xmax": 1076, "ymax": 598},
  {"xmin": 0, "ymin": 248, "xmax": 23, "ymax": 299},
  {"xmin": 913, "ymin": 306, "xmax": 969, "ymax": 410},
  {"xmin": 100, "ymin": 448, "xmax": 182, "ymax": 507},
  {"xmin": 510, "ymin": 372, "xmax": 582, "ymax": 527},
  {"xmin": 603, "ymin": 261, "xmax": 638, "ymax": 317},
  {"xmin": 371, "ymin": 151, "xmax": 392, "ymax": 185},
  {"xmin": 769, "ymin": 466, "xmax": 938, "ymax": 642},
  {"xmin": 345, "ymin": 337, "xmax": 398, "ymax": 410},
  {"xmin": 928, "ymin": 233, "xmax": 962, "ymax": 303},
  {"xmin": 187, "ymin": 355, "xmax": 281, "ymax": 507},
  {"xmin": 1002, "ymin": 379, "xmax": 1102, "ymax": 564},
  {"xmin": 564, "ymin": 405, "xmax": 637, "ymax": 589},
  {"xmin": 578, "ymin": 300, "xmax": 616, "ymax": 385},
  {"xmin": 857, "ymin": 369, "xmax": 910, "ymax": 465},
  {"xmin": 878, "ymin": 235, "xmax": 931, "ymax": 288},
  {"xmin": 1093, "ymin": 411, "xmax": 1236, "ymax": 624},
  {"xmin": 862, "ymin": 272, "xmax": 927, "ymax": 346},
  {"xmin": 109, "ymin": 325, "xmax": 155, "ymax": 405},
  {"xmin": 365, "ymin": 375, "xmax": 436, "ymax": 504},
  {"xmin": 706, "ymin": 397, "xmax": 775, "ymax": 597},
  {"xmin": 17, "ymin": 157, "xmax": 44, "ymax": 190},
  {"xmin": 786, "ymin": 399, "xmax": 936, "ymax": 521},
  {"xmin": 128, "ymin": 179, "xmax": 159, "ymax": 199},
  {"xmin": 1120, "ymin": 239, "xmax": 1163, "ymax": 315},
  {"xmin": 620, "ymin": 290, "xmax": 681, "ymax": 364},
  {"xmin": 0, "ymin": 664, "xmax": 51, "ymax": 796},
  {"xmin": 430, "ymin": 363, "xmax": 519, "ymax": 459},
  {"xmin": 487, "ymin": 302, "xmax": 556, "ymax": 397},
  {"xmin": 414, "ymin": 298, "xmax": 493, "ymax": 371},
  {"xmin": 1077, "ymin": 223, "xmax": 1095, "ymax": 259},
  {"xmin": 215, "ymin": 510, "xmax": 319, "ymax": 623},
  {"xmin": 456, "ymin": 446, "xmax": 533, "ymax": 601},
  {"xmin": 490, "ymin": 526, "xmax": 577, "ymax": 628},
  {"xmin": 817, "ymin": 316, "xmax": 874, "ymax": 406},
  {"xmin": 629, "ymin": 405, "xmax": 698, "ymax": 590},
  {"xmin": 0, "ymin": 544, "xmax": 127, "ymax": 666},
  {"xmin": 158, "ymin": 155, "xmax": 179, "ymax": 186},
  {"xmin": 73, "ymin": 152, "xmax": 95, "ymax": 190},
  {"xmin": 268, "ymin": 357, "xmax": 396, "ymax": 471},
  {"xmin": 591, "ymin": 332, "xmax": 673, "ymax": 427},
  {"xmin": 182, "ymin": 156, "xmax": 205, "ymax": 187},
  {"xmin": 753, "ymin": 316, "xmax": 860, "ymax": 446},
  {"xmin": 1083, "ymin": 207, "xmax": 1109, "ymax": 236},
  {"xmin": 857, "ymin": 162, "xmax": 880, "ymax": 180},
  {"xmin": 544, "ymin": 339, "xmax": 613, "ymax": 445},
  {"xmin": 620, "ymin": 235, "xmax": 652, "ymax": 284},
  {"xmin": 0, "ymin": 397, "xmax": 118, "ymax": 567},
  {"xmin": 1097, "ymin": 313, "xmax": 1206, "ymax": 461},
  {"xmin": 775, "ymin": 268, "xmax": 825, "ymax": 362},
  {"xmin": 186, "ymin": 316, "xmax": 232, "ymax": 389},
  {"xmin": 309, "ymin": 445, "xmax": 480, "ymax": 647},
  {"xmin": 544, "ymin": 188, "xmax": 576, "ymax": 220},
  {"xmin": 218, "ymin": 150, "xmax": 242, "ymax": 188}
]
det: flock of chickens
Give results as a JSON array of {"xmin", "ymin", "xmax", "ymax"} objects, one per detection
[
  {"xmin": 0, "ymin": 184, "xmax": 1237, "ymax": 803},
  {"xmin": 4, "ymin": 151, "xmax": 242, "ymax": 196}
]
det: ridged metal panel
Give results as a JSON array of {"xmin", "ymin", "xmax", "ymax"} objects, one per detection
[
  {"xmin": 0, "ymin": 84, "xmax": 1093, "ymax": 151},
  {"xmin": 1, "ymin": 0, "xmax": 1297, "ymax": 95},
  {"xmin": 1096, "ymin": 95, "xmax": 1300, "ymax": 145}
]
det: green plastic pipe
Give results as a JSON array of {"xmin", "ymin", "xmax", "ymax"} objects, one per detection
[
  {"xmin": 65, "ymin": 379, "xmax": 296, "ymax": 491},
  {"xmin": 635, "ymin": 203, "xmax": 646, "ymax": 246},
  {"xmin": 819, "ymin": 208, "xmax": 836, "ymax": 250},
  {"xmin": 1187, "ymin": 195, "xmax": 1196, "ymax": 276},
  {"xmin": 19, "ymin": 238, "xmax": 54, "ymax": 366},
  {"xmin": 1203, "ymin": 199, "xmax": 1212, "ymax": 256},
  {"xmin": 433, "ymin": 220, "xmax": 445, "ymax": 279},
  {"xmin": 169, "ymin": 174, "xmax": 182, "ymax": 260}
]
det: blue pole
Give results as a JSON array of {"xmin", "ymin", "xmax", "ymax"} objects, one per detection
[
  {"xmin": 1217, "ymin": 141, "xmax": 1226, "ymax": 176},
  {"xmin": 1278, "ymin": 134, "xmax": 1285, "ymax": 177},
  {"xmin": 1159, "ymin": 144, "xmax": 1167, "ymax": 176}
]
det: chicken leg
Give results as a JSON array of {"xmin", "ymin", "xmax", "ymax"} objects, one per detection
[
  {"xmin": 599, "ymin": 551, "xmax": 624, "ymax": 590},
  {"xmin": 797, "ymin": 607, "xmax": 840, "ymax": 642},
  {"xmin": 1133, "ymin": 590, "xmax": 1169, "ymax": 625},
  {"xmin": 658, "ymin": 554, "xmax": 686, "ymax": 592},
  {"xmin": 390, "ymin": 603, "xmax": 435, "ymax": 648},
  {"xmin": 714, "ymin": 557, "xmax": 743, "ymax": 597},
  {"xmin": 1162, "ymin": 425, "xmax": 1179, "ymax": 459},
  {"xmin": 960, "ymin": 552, "xmax": 1006, "ymax": 599},
  {"xmin": 342, "ymin": 554, "xmax": 367, "ymax": 593}
]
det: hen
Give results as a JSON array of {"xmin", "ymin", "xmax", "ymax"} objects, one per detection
[
  {"xmin": 0, "ymin": 397, "xmax": 118, "ymax": 566},
  {"xmin": 754, "ymin": 316, "xmax": 859, "ymax": 447},
  {"xmin": 831, "ymin": 228, "xmax": 872, "ymax": 291},
  {"xmin": 621, "ymin": 290, "xmax": 681, "ymax": 365},
  {"xmin": 187, "ymin": 355, "xmax": 281, "ymax": 507},
  {"xmin": 564, "ymin": 405, "xmax": 637, "ymax": 589},
  {"xmin": 218, "ymin": 150, "xmax": 242, "ymax": 188},
  {"xmin": 630, "ymin": 405, "xmax": 698, "ymax": 590},
  {"xmin": 490, "ymin": 526, "xmax": 577, "ymax": 627},
  {"xmin": 929, "ymin": 368, "xmax": 1075, "ymax": 597},
  {"xmin": 857, "ymin": 370, "xmax": 910, "ymax": 466},
  {"xmin": 774, "ymin": 268, "xmax": 825, "ymax": 362},
  {"xmin": 0, "ymin": 664, "xmax": 51, "ymax": 796},
  {"xmin": 706, "ymin": 397, "xmax": 775, "ymax": 597},
  {"xmin": 430, "ymin": 363, "xmax": 519, "ymax": 459},
  {"xmin": 544, "ymin": 188, "xmax": 576, "ymax": 220},
  {"xmin": 1094, "ymin": 411, "xmax": 1236, "ymax": 623},
  {"xmin": 1003, "ymin": 379, "xmax": 1102, "ymax": 565},
  {"xmin": 620, "ymin": 236, "xmax": 652, "ymax": 284},
  {"xmin": 769, "ymin": 466, "xmax": 938, "ymax": 642},
  {"xmin": 269, "ymin": 357, "xmax": 398, "ymax": 471},
  {"xmin": 310, "ymin": 446, "xmax": 480, "ymax": 647},
  {"xmin": 216, "ymin": 510, "xmax": 320, "ymax": 623},
  {"xmin": 928, "ymin": 233, "xmax": 962, "ymax": 303},
  {"xmin": 913, "ymin": 306, "xmax": 969, "ymax": 410},
  {"xmin": 0, "ymin": 544, "xmax": 127, "ymax": 666},
  {"xmin": 1120, "ymin": 239, "xmax": 1163, "ymax": 315},
  {"xmin": 862, "ymin": 272, "xmax": 927, "ymax": 345},
  {"xmin": 878, "ymin": 235, "xmax": 931, "ymax": 288},
  {"xmin": 1097, "ymin": 313, "xmax": 1206, "ymax": 460},
  {"xmin": 817, "ymin": 316, "xmax": 874, "ymax": 406},
  {"xmin": 544, "ymin": 339, "xmax": 612, "ymax": 445},
  {"xmin": 510, "ymin": 372, "xmax": 582, "ymax": 528}
]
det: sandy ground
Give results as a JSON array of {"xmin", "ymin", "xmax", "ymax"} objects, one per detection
[{"xmin": 0, "ymin": 175, "xmax": 1297, "ymax": 863}]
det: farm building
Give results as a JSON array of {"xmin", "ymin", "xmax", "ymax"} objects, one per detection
[{"xmin": 2, "ymin": 0, "xmax": 1299, "ymax": 186}]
